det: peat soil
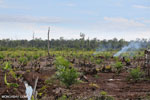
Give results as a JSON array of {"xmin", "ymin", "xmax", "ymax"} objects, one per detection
[
  {"xmin": 0, "ymin": 70, "xmax": 26, "ymax": 100},
  {"xmin": 0, "ymin": 57, "xmax": 150, "ymax": 100}
]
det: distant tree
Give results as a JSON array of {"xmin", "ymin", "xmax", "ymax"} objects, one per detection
[
  {"xmin": 80, "ymin": 33, "xmax": 85, "ymax": 50},
  {"xmin": 2, "ymin": 35, "xmax": 149, "ymax": 51}
]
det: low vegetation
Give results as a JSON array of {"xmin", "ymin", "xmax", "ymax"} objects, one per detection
[
  {"xmin": 128, "ymin": 67, "xmax": 144, "ymax": 82},
  {"xmin": 55, "ymin": 56, "xmax": 79, "ymax": 88},
  {"xmin": 114, "ymin": 61, "xmax": 124, "ymax": 75},
  {"xmin": 0, "ymin": 48, "xmax": 149, "ymax": 100}
]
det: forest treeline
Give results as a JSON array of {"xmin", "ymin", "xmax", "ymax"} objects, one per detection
[{"xmin": 0, "ymin": 37, "xmax": 150, "ymax": 51}]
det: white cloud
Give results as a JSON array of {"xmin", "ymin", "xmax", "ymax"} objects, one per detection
[
  {"xmin": 0, "ymin": 0, "xmax": 3, "ymax": 4},
  {"xmin": 104, "ymin": 17, "xmax": 145, "ymax": 27},
  {"xmin": 0, "ymin": 0, "xmax": 30, "ymax": 9},
  {"xmin": 0, "ymin": 5, "xmax": 31, "ymax": 9},
  {"xmin": 132, "ymin": 5, "xmax": 150, "ymax": 9},
  {"xmin": 0, "ymin": 21, "xmax": 150, "ymax": 41},
  {"xmin": 0, "ymin": 15, "xmax": 65, "ymax": 24},
  {"xmin": 0, "ymin": 0, "xmax": 9, "ymax": 8},
  {"xmin": 0, "ymin": 15, "xmax": 150, "ymax": 41},
  {"xmin": 88, "ymin": 17, "xmax": 150, "ymax": 40},
  {"xmin": 143, "ymin": 20, "xmax": 150, "ymax": 24},
  {"xmin": 65, "ymin": 3, "xmax": 76, "ymax": 7},
  {"xmin": 97, "ymin": 17, "xmax": 147, "ymax": 33},
  {"xmin": 0, "ymin": 22, "xmax": 82, "ymax": 40},
  {"xmin": 0, "ymin": 5, "xmax": 9, "ymax": 8}
]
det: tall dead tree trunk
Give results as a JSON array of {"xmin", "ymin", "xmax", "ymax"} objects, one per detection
[
  {"xmin": 32, "ymin": 32, "xmax": 35, "ymax": 47},
  {"xmin": 32, "ymin": 77, "xmax": 39, "ymax": 100},
  {"xmin": 48, "ymin": 27, "xmax": 50, "ymax": 58},
  {"xmin": 33, "ymin": 32, "xmax": 35, "ymax": 40},
  {"xmin": 88, "ymin": 37, "xmax": 90, "ymax": 50}
]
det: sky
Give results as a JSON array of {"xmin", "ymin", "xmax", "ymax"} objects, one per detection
[{"xmin": 0, "ymin": 0, "xmax": 149, "ymax": 40}]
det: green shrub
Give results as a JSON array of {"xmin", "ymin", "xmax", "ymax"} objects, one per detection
[
  {"xmin": 99, "ymin": 91, "xmax": 115, "ymax": 100},
  {"xmin": 114, "ymin": 61, "xmax": 123, "ymax": 74},
  {"xmin": 26, "ymin": 55, "xmax": 32, "ymax": 61},
  {"xmin": 90, "ymin": 57, "xmax": 94, "ymax": 63},
  {"xmin": 3, "ymin": 62, "xmax": 12, "ymax": 71},
  {"xmin": 100, "ymin": 91, "xmax": 107, "ymax": 96},
  {"xmin": 55, "ymin": 56, "xmax": 70, "ymax": 67},
  {"xmin": 45, "ymin": 75, "xmax": 57, "ymax": 85},
  {"xmin": 33, "ymin": 54, "xmax": 40, "ymax": 60},
  {"xmin": 55, "ymin": 56, "xmax": 79, "ymax": 88},
  {"xmin": 4, "ymin": 73, "xmax": 19, "ymax": 88},
  {"xmin": 125, "ymin": 58, "xmax": 131, "ymax": 63},
  {"xmin": 128, "ymin": 67, "xmax": 143, "ymax": 82},
  {"xmin": 114, "ymin": 56, "xmax": 119, "ymax": 61},
  {"xmin": 58, "ymin": 95, "xmax": 69, "ymax": 100},
  {"xmin": 9, "ymin": 70, "xmax": 17, "ymax": 80},
  {"xmin": 0, "ymin": 54, "xmax": 4, "ymax": 59},
  {"xmin": 88, "ymin": 91, "xmax": 115, "ymax": 100},
  {"xmin": 18, "ymin": 57, "xmax": 28, "ymax": 65},
  {"xmin": 95, "ymin": 59, "xmax": 103, "ymax": 65},
  {"xmin": 10, "ymin": 54, "xmax": 15, "ymax": 58},
  {"xmin": 56, "ymin": 66, "xmax": 79, "ymax": 88},
  {"xmin": 104, "ymin": 53, "xmax": 111, "ymax": 59}
]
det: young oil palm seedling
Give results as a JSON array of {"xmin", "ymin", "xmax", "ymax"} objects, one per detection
[
  {"xmin": 99, "ymin": 91, "xmax": 115, "ymax": 100},
  {"xmin": 3, "ymin": 62, "xmax": 17, "ymax": 79},
  {"xmin": 10, "ymin": 53, "xmax": 16, "ymax": 58},
  {"xmin": 114, "ymin": 61, "xmax": 123, "ymax": 75},
  {"xmin": 3, "ymin": 62, "xmax": 19, "ymax": 88},
  {"xmin": 124, "ymin": 57, "xmax": 131, "ymax": 66},
  {"xmin": 18, "ymin": 57, "xmax": 28, "ymax": 66},
  {"xmin": 26, "ymin": 54, "xmax": 32, "ymax": 61},
  {"xmin": 4, "ymin": 73, "xmax": 19, "ymax": 88},
  {"xmin": 0, "ymin": 53, "xmax": 4, "ymax": 59},
  {"xmin": 33, "ymin": 54, "xmax": 40, "ymax": 60},
  {"xmin": 3, "ymin": 62, "xmax": 12, "ymax": 71},
  {"xmin": 128, "ymin": 66, "xmax": 144, "ymax": 82},
  {"xmin": 55, "ymin": 56, "xmax": 79, "ymax": 88},
  {"xmin": 95, "ymin": 59, "xmax": 104, "ymax": 65},
  {"xmin": 58, "ymin": 95, "xmax": 70, "ymax": 100}
]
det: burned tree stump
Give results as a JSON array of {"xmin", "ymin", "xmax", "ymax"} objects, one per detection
[{"xmin": 144, "ymin": 49, "xmax": 150, "ymax": 76}]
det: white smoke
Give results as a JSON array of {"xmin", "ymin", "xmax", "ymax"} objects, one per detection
[
  {"xmin": 114, "ymin": 41, "xmax": 142, "ymax": 57},
  {"xmin": 93, "ymin": 43, "xmax": 113, "ymax": 55}
]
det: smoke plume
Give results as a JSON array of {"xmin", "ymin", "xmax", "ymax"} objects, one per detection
[
  {"xmin": 113, "ymin": 41, "xmax": 142, "ymax": 57},
  {"xmin": 93, "ymin": 43, "xmax": 113, "ymax": 55}
]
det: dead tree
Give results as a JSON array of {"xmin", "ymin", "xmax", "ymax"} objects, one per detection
[
  {"xmin": 88, "ymin": 37, "xmax": 90, "ymax": 50},
  {"xmin": 32, "ymin": 77, "xmax": 39, "ymax": 100},
  {"xmin": 32, "ymin": 32, "xmax": 35, "ymax": 47},
  {"xmin": 33, "ymin": 32, "xmax": 35, "ymax": 40},
  {"xmin": 144, "ymin": 49, "xmax": 150, "ymax": 76},
  {"xmin": 48, "ymin": 27, "xmax": 50, "ymax": 58}
]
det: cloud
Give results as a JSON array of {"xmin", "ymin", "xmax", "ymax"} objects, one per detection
[
  {"xmin": 0, "ymin": 5, "xmax": 9, "ymax": 8},
  {"xmin": 0, "ymin": 22, "xmax": 81, "ymax": 40},
  {"xmin": 0, "ymin": 5, "xmax": 31, "ymax": 9},
  {"xmin": 90, "ymin": 17, "xmax": 149, "ymax": 39},
  {"xmin": 143, "ymin": 20, "xmax": 150, "ymax": 24},
  {"xmin": 104, "ymin": 17, "xmax": 145, "ymax": 27},
  {"xmin": 0, "ymin": 0, "xmax": 30, "ymax": 9},
  {"xmin": 0, "ymin": 20, "xmax": 150, "ymax": 41},
  {"xmin": 65, "ymin": 3, "xmax": 76, "ymax": 7},
  {"xmin": 132, "ymin": 5, "xmax": 150, "ymax": 9},
  {"xmin": 0, "ymin": 15, "xmax": 65, "ymax": 24},
  {"xmin": 0, "ymin": 15, "xmax": 149, "ymax": 41},
  {"xmin": 0, "ymin": 0, "xmax": 3, "ymax": 4},
  {"xmin": 0, "ymin": 0, "xmax": 9, "ymax": 8}
]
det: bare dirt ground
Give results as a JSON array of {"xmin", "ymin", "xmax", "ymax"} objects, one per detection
[{"xmin": 0, "ymin": 57, "xmax": 150, "ymax": 100}]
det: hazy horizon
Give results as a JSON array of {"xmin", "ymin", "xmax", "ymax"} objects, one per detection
[{"xmin": 0, "ymin": 0, "xmax": 149, "ymax": 41}]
